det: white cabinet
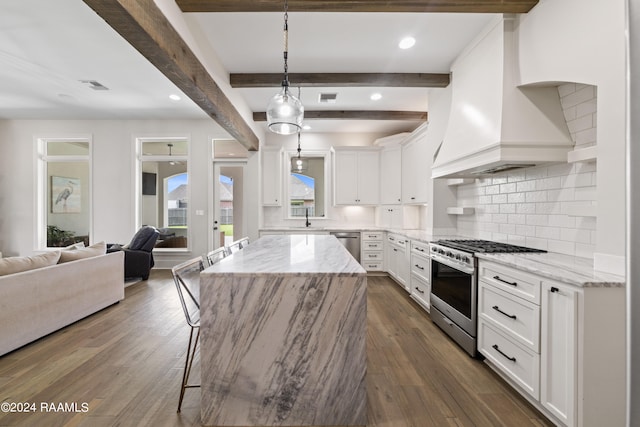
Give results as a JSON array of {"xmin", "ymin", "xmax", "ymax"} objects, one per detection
[
  {"xmin": 401, "ymin": 132, "xmax": 430, "ymax": 204},
  {"xmin": 376, "ymin": 205, "xmax": 419, "ymax": 230},
  {"xmin": 361, "ymin": 231, "xmax": 384, "ymax": 272},
  {"xmin": 478, "ymin": 259, "xmax": 625, "ymax": 427},
  {"xmin": 540, "ymin": 282, "xmax": 576, "ymax": 427},
  {"xmin": 380, "ymin": 146, "xmax": 402, "ymax": 204},
  {"xmin": 478, "ymin": 261, "xmax": 541, "ymax": 400},
  {"xmin": 262, "ymin": 147, "xmax": 282, "ymax": 206},
  {"xmin": 386, "ymin": 233, "xmax": 409, "ymax": 292},
  {"xmin": 333, "ymin": 148, "xmax": 380, "ymax": 205},
  {"xmin": 409, "ymin": 240, "xmax": 430, "ymax": 310}
]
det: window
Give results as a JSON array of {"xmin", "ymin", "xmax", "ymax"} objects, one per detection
[
  {"xmin": 137, "ymin": 138, "xmax": 189, "ymax": 250},
  {"xmin": 285, "ymin": 151, "xmax": 328, "ymax": 218},
  {"xmin": 37, "ymin": 138, "xmax": 91, "ymax": 248}
]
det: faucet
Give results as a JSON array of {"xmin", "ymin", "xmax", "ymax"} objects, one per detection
[{"xmin": 305, "ymin": 208, "xmax": 311, "ymax": 227}]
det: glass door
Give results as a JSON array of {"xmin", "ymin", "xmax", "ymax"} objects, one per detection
[{"xmin": 213, "ymin": 162, "xmax": 246, "ymax": 250}]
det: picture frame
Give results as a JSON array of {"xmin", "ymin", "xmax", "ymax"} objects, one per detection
[{"xmin": 51, "ymin": 176, "xmax": 81, "ymax": 213}]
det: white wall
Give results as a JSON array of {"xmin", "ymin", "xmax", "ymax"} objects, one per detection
[
  {"xmin": 0, "ymin": 118, "xmax": 259, "ymax": 268},
  {"xmin": 515, "ymin": 0, "xmax": 626, "ymax": 272}
]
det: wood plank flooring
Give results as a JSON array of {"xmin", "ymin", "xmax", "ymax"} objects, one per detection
[{"xmin": 0, "ymin": 270, "xmax": 552, "ymax": 427}]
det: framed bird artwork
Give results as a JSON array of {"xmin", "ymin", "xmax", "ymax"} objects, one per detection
[{"xmin": 51, "ymin": 176, "xmax": 81, "ymax": 213}]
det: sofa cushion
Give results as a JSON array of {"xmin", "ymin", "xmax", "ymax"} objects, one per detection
[
  {"xmin": 59, "ymin": 241, "xmax": 106, "ymax": 263},
  {"xmin": 0, "ymin": 251, "xmax": 61, "ymax": 276}
]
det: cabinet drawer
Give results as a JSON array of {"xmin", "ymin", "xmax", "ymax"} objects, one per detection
[
  {"xmin": 479, "ymin": 321, "xmax": 540, "ymax": 399},
  {"xmin": 410, "ymin": 273, "xmax": 430, "ymax": 310},
  {"xmin": 387, "ymin": 234, "xmax": 407, "ymax": 249},
  {"xmin": 362, "ymin": 251, "xmax": 383, "ymax": 262},
  {"xmin": 410, "ymin": 254, "xmax": 430, "ymax": 282},
  {"xmin": 362, "ymin": 231, "xmax": 383, "ymax": 241},
  {"xmin": 479, "ymin": 261, "xmax": 541, "ymax": 304},
  {"xmin": 411, "ymin": 241, "xmax": 430, "ymax": 258},
  {"xmin": 363, "ymin": 241, "xmax": 383, "ymax": 251},
  {"xmin": 362, "ymin": 261, "xmax": 383, "ymax": 271},
  {"xmin": 479, "ymin": 284, "xmax": 540, "ymax": 352}
]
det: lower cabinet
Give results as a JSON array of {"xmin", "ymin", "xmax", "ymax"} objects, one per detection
[
  {"xmin": 410, "ymin": 240, "xmax": 431, "ymax": 310},
  {"xmin": 386, "ymin": 233, "xmax": 409, "ymax": 292},
  {"xmin": 361, "ymin": 231, "xmax": 384, "ymax": 272},
  {"xmin": 540, "ymin": 281, "xmax": 577, "ymax": 427},
  {"xmin": 478, "ymin": 259, "xmax": 625, "ymax": 427}
]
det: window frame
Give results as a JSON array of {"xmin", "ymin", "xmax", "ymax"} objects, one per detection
[
  {"xmin": 35, "ymin": 136, "xmax": 93, "ymax": 250},
  {"xmin": 284, "ymin": 149, "xmax": 330, "ymax": 220},
  {"xmin": 135, "ymin": 136, "xmax": 190, "ymax": 252}
]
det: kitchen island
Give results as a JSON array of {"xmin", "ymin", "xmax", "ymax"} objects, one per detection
[{"xmin": 199, "ymin": 234, "xmax": 367, "ymax": 427}]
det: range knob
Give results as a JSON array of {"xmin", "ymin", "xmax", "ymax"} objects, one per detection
[
  {"xmin": 455, "ymin": 254, "xmax": 461, "ymax": 260},
  {"xmin": 445, "ymin": 251, "xmax": 453, "ymax": 257}
]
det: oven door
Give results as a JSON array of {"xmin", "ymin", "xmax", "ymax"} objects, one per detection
[{"xmin": 430, "ymin": 254, "xmax": 477, "ymax": 338}]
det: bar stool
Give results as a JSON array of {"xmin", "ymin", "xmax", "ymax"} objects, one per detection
[
  {"xmin": 171, "ymin": 256, "xmax": 205, "ymax": 412},
  {"xmin": 225, "ymin": 236, "xmax": 250, "ymax": 256}
]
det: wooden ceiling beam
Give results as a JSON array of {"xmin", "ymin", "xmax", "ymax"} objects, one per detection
[
  {"xmin": 82, "ymin": 0, "xmax": 259, "ymax": 151},
  {"xmin": 253, "ymin": 111, "xmax": 427, "ymax": 121},
  {"xmin": 231, "ymin": 73, "xmax": 450, "ymax": 88},
  {"xmin": 177, "ymin": 0, "xmax": 538, "ymax": 14}
]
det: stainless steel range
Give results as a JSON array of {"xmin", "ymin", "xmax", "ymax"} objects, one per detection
[{"xmin": 429, "ymin": 239, "xmax": 545, "ymax": 357}]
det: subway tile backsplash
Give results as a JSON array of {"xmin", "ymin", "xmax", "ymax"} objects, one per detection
[{"xmin": 456, "ymin": 162, "xmax": 597, "ymax": 258}]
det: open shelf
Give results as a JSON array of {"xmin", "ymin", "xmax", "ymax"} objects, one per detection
[
  {"xmin": 447, "ymin": 178, "xmax": 475, "ymax": 186},
  {"xmin": 446, "ymin": 207, "xmax": 475, "ymax": 215},
  {"xmin": 567, "ymin": 145, "xmax": 597, "ymax": 163}
]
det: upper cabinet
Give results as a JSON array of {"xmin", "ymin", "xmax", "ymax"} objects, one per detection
[
  {"xmin": 401, "ymin": 127, "xmax": 431, "ymax": 204},
  {"xmin": 333, "ymin": 147, "xmax": 380, "ymax": 205},
  {"xmin": 262, "ymin": 146, "xmax": 282, "ymax": 206},
  {"xmin": 380, "ymin": 146, "xmax": 402, "ymax": 205}
]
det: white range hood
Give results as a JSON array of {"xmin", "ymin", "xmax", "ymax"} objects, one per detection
[{"xmin": 431, "ymin": 16, "xmax": 573, "ymax": 178}]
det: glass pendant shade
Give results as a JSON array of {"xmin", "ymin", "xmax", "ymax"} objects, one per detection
[
  {"xmin": 267, "ymin": 85, "xmax": 304, "ymax": 135},
  {"xmin": 290, "ymin": 156, "xmax": 308, "ymax": 173}
]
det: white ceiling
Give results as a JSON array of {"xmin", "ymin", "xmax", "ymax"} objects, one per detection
[{"xmin": 0, "ymin": 0, "xmax": 496, "ymax": 136}]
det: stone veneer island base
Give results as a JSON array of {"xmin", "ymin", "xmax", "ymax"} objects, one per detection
[{"xmin": 200, "ymin": 235, "xmax": 367, "ymax": 426}]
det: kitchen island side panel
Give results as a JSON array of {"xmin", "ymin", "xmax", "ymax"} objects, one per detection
[{"xmin": 200, "ymin": 272, "xmax": 367, "ymax": 426}]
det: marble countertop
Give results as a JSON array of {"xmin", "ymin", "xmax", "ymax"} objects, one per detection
[
  {"xmin": 476, "ymin": 252, "xmax": 626, "ymax": 288},
  {"xmin": 203, "ymin": 234, "xmax": 365, "ymax": 276}
]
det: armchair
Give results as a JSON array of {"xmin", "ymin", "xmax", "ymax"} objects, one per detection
[{"xmin": 107, "ymin": 226, "xmax": 160, "ymax": 280}]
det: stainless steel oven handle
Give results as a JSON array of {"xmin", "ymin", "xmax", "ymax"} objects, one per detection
[{"xmin": 431, "ymin": 254, "xmax": 475, "ymax": 275}]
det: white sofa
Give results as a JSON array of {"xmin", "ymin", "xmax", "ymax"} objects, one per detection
[{"xmin": 0, "ymin": 251, "xmax": 125, "ymax": 356}]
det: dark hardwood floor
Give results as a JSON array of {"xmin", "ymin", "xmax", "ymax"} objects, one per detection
[{"xmin": 0, "ymin": 270, "xmax": 552, "ymax": 427}]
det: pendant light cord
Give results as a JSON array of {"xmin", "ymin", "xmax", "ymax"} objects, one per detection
[{"xmin": 282, "ymin": 0, "xmax": 289, "ymax": 87}]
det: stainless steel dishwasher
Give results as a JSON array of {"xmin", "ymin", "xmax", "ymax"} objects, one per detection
[{"xmin": 330, "ymin": 232, "xmax": 361, "ymax": 263}]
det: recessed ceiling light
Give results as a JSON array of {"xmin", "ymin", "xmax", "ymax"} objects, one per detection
[
  {"xmin": 399, "ymin": 36, "xmax": 416, "ymax": 49},
  {"xmin": 169, "ymin": 94, "xmax": 181, "ymax": 101},
  {"xmin": 370, "ymin": 93, "xmax": 382, "ymax": 101}
]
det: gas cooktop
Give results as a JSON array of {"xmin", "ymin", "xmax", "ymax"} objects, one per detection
[{"xmin": 433, "ymin": 239, "xmax": 547, "ymax": 254}]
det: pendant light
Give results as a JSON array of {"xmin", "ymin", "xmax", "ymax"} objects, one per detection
[
  {"xmin": 290, "ymin": 131, "xmax": 308, "ymax": 173},
  {"xmin": 267, "ymin": 0, "xmax": 304, "ymax": 135}
]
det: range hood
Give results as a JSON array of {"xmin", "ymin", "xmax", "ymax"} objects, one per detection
[{"xmin": 431, "ymin": 16, "xmax": 573, "ymax": 178}]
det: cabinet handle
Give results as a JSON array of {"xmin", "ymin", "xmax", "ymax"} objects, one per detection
[
  {"xmin": 393, "ymin": 248, "xmax": 398, "ymax": 252},
  {"xmin": 492, "ymin": 344, "xmax": 517, "ymax": 362},
  {"xmin": 370, "ymin": 254, "xmax": 378, "ymax": 258},
  {"xmin": 550, "ymin": 286, "xmax": 559, "ymax": 293},
  {"xmin": 493, "ymin": 275, "xmax": 517, "ymax": 287},
  {"xmin": 415, "ymin": 247, "xmax": 425, "ymax": 252},
  {"xmin": 411, "ymin": 197, "xmax": 416, "ymax": 200},
  {"xmin": 399, "ymin": 240, "xmax": 405, "ymax": 244},
  {"xmin": 492, "ymin": 305, "xmax": 517, "ymax": 320},
  {"xmin": 415, "ymin": 287, "xmax": 424, "ymax": 294},
  {"xmin": 414, "ymin": 264, "xmax": 424, "ymax": 270}
]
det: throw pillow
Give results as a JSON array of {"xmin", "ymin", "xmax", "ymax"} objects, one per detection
[
  {"xmin": 64, "ymin": 241, "xmax": 86, "ymax": 250},
  {"xmin": 0, "ymin": 251, "xmax": 61, "ymax": 276},
  {"xmin": 59, "ymin": 241, "xmax": 107, "ymax": 263}
]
